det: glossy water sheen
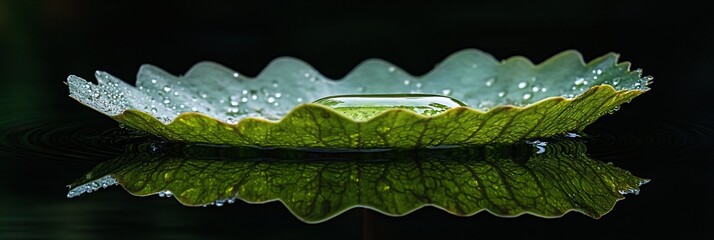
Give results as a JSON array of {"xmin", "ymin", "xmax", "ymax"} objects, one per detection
[{"xmin": 313, "ymin": 94, "xmax": 467, "ymax": 120}]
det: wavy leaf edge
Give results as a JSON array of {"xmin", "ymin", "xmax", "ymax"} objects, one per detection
[{"xmin": 68, "ymin": 49, "xmax": 651, "ymax": 148}]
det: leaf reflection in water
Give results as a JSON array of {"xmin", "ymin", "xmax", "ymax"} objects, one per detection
[{"xmin": 68, "ymin": 140, "xmax": 647, "ymax": 223}]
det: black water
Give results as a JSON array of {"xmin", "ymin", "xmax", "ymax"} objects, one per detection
[
  {"xmin": 2, "ymin": 1, "xmax": 713, "ymax": 239},
  {"xmin": 1, "ymin": 97, "xmax": 712, "ymax": 240}
]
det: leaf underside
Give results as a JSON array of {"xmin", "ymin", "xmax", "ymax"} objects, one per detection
[{"xmin": 115, "ymin": 86, "xmax": 642, "ymax": 148}]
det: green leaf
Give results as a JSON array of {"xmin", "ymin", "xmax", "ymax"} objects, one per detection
[
  {"xmin": 68, "ymin": 140, "xmax": 648, "ymax": 222},
  {"xmin": 67, "ymin": 49, "xmax": 650, "ymax": 148}
]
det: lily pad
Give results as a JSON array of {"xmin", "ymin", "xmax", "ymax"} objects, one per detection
[
  {"xmin": 67, "ymin": 49, "xmax": 650, "ymax": 148},
  {"xmin": 67, "ymin": 139, "xmax": 648, "ymax": 222}
]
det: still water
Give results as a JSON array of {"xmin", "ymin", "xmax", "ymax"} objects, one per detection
[{"xmin": 0, "ymin": 100, "xmax": 712, "ymax": 239}]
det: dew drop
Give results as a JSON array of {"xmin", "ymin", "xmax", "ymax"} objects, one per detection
[
  {"xmin": 403, "ymin": 80, "xmax": 410, "ymax": 85},
  {"xmin": 158, "ymin": 190, "xmax": 173, "ymax": 197},
  {"xmin": 619, "ymin": 188, "xmax": 641, "ymax": 195},
  {"xmin": 267, "ymin": 97, "xmax": 275, "ymax": 103},
  {"xmin": 531, "ymin": 85, "xmax": 540, "ymax": 92},
  {"xmin": 574, "ymin": 78, "xmax": 585, "ymax": 85},
  {"xmin": 191, "ymin": 107, "xmax": 198, "ymax": 111},
  {"xmin": 151, "ymin": 108, "xmax": 157, "ymax": 113},
  {"xmin": 296, "ymin": 98, "xmax": 303, "ymax": 103},
  {"xmin": 272, "ymin": 81, "xmax": 279, "ymax": 88},
  {"xmin": 151, "ymin": 79, "xmax": 157, "ymax": 84},
  {"xmin": 442, "ymin": 89, "xmax": 452, "ymax": 95},
  {"xmin": 226, "ymin": 117, "xmax": 237, "ymax": 124},
  {"xmin": 233, "ymin": 72, "xmax": 240, "ymax": 78},
  {"xmin": 304, "ymin": 72, "xmax": 311, "ymax": 78},
  {"xmin": 241, "ymin": 97, "xmax": 248, "ymax": 103},
  {"xmin": 274, "ymin": 93, "xmax": 282, "ymax": 98},
  {"xmin": 609, "ymin": 105, "xmax": 621, "ymax": 114},
  {"xmin": 230, "ymin": 96, "xmax": 240, "ymax": 106},
  {"xmin": 518, "ymin": 82, "xmax": 527, "ymax": 89},
  {"xmin": 541, "ymin": 87, "xmax": 547, "ymax": 92},
  {"xmin": 415, "ymin": 83, "xmax": 422, "ymax": 88},
  {"xmin": 522, "ymin": 93, "xmax": 532, "ymax": 100},
  {"xmin": 565, "ymin": 132, "xmax": 580, "ymax": 138},
  {"xmin": 163, "ymin": 99, "xmax": 171, "ymax": 104},
  {"xmin": 242, "ymin": 90, "xmax": 249, "ymax": 95},
  {"xmin": 251, "ymin": 95, "xmax": 258, "ymax": 100},
  {"xmin": 498, "ymin": 91, "xmax": 506, "ymax": 98},
  {"xmin": 163, "ymin": 86, "xmax": 172, "ymax": 92},
  {"xmin": 526, "ymin": 140, "xmax": 547, "ymax": 154},
  {"xmin": 388, "ymin": 66, "xmax": 396, "ymax": 72},
  {"xmin": 485, "ymin": 78, "xmax": 495, "ymax": 87}
]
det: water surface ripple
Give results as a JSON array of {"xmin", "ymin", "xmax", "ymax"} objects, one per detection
[
  {"xmin": 585, "ymin": 110, "xmax": 713, "ymax": 162},
  {"xmin": 0, "ymin": 114, "xmax": 148, "ymax": 166}
]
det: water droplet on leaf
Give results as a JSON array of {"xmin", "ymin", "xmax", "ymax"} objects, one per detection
[
  {"xmin": 523, "ymin": 93, "xmax": 532, "ymax": 100},
  {"xmin": 574, "ymin": 78, "xmax": 585, "ymax": 85}
]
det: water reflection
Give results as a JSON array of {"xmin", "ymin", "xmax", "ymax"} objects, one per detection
[{"xmin": 68, "ymin": 139, "xmax": 647, "ymax": 223}]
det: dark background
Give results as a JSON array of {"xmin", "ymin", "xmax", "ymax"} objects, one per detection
[
  {"xmin": 2, "ymin": 1, "xmax": 714, "ymax": 113},
  {"xmin": 1, "ymin": 1, "xmax": 712, "ymax": 239}
]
